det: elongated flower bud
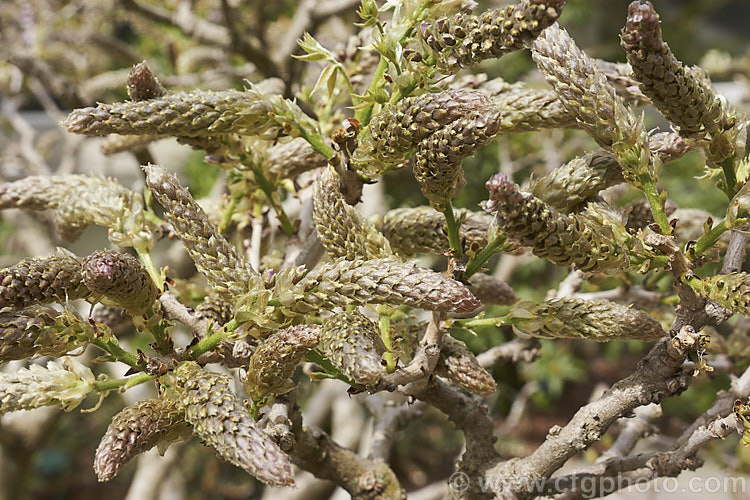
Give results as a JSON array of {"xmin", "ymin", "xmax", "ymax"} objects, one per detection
[
  {"xmin": 94, "ymin": 398, "xmax": 186, "ymax": 482},
  {"xmin": 699, "ymin": 273, "xmax": 750, "ymax": 315},
  {"xmin": 0, "ymin": 357, "xmax": 96, "ymax": 414},
  {"xmin": 144, "ymin": 165, "xmax": 260, "ymax": 301},
  {"xmin": 530, "ymin": 151, "xmax": 624, "ymax": 213},
  {"xmin": 172, "ymin": 362, "xmax": 295, "ymax": 486},
  {"xmin": 436, "ymin": 336, "xmax": 496, "ymax": 396},
  {"xmin": 276, "ymin": 258, "xmax": 481, "ymax": 315},
  {"xmin": 487, "ymin": 83, "xmax": 577, "ymax": 132},
  {"xmin": 313, "ymin": 167, "xmax": 392, "ymax": 260},
  {"xmin": 414, "ymin": 108, "xmax": 501, "ymax": 210},
  {"xmin": 0, "ymin": 175, "xmax": 146, "ymax": 243},
  {"xmin": 82, "ymin": 250, "xmax": 159, "ymax": 315},
  {"xmin": 381, "ymin": 206, "xmax": 492, "ymax": 256},
  {"xmin": 127, "ymin": 61, "xmax": 167, "ymax": 101},
  {"xmin": 0, "ymin": 255, "xmax": 90, "ymax": 310},
  {"xmin": 483, "ymin": 173, "xmax": 628, "ymax": 273},
  {"xmin": 245, "ymin": 325, "xmax": 321, "ymax": 399},
  {"xmin": 532, "ymin": 24, "xmax": 644, "ymax": 157},
  {"xmin": 621, "ymin": 1, "xmax": 734, "ymax": 140},
  {"xmin": 65, "ymin": 89, "xmax": 279, "ymax": 139},
  {"xmin": 319, "ymin": 311, "xmax": 386, "ymax": 387},
  {"xmin": 421, "ymin": 0, "xmax": 565, "ymax": 74},
  {"xmin": 63, "ymin": 88, "xmax": 317, "ymax": 142},
  {"xmin": 356, "ymin": 90, "xmax": 493, "ymax": 168},
  {"xmin": 530, "ymin": 132, "xmax": 690, "ymax": 213},
  {"xmin": 0, "ymin": 307, "xmax": 95, "ymax": 363},
  {"xmin": 467, "ymin": 273, "xmax": 518, "ymax": 306},
  {"xmin": 506, "ymin": 298, "xmax": 665, "ymax": 341}
]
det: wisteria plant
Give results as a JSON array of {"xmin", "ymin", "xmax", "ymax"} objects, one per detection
[{"xmin": 2, "ymin": 0, "xmax": 750, "ymax": 498}]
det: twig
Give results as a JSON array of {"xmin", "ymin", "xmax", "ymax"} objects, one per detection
[
  {"xmin": 720, "ymin": 231, "xmax": 747, "ymax": 274},
  {"xmin": 476, "ymin": 338, "xmax": 540, "ymax": 368},
  {"xmin": 407, "ymin": 378, "xmax": 500, "ymax": 492},
  {"xmin": 554, "ymin": 269, "xmax": 585, "ymax": 299},
  {"xmin": 159, "ymin": 293, "xmax": 211, "ymax": 338},
  {"xmin": 483, "ymin": 326, "xmax": 702, "ymax": 497},
  {"xmin": 362, "ymin": 395, "xmax": 425, "ymax": 462},
  {"xmin": 288, "ymin": 403, "xmax": 406, "ymax": 498},
  {"xmin": 377, "ymin": 312, "xmax": 444, "ymax": 391}
]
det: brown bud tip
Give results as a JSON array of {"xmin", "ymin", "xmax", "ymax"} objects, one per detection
[
  {"xmin": 625, "ymin": 2, "xmax": 662, "ymax": 50},
  {"xmin": 127, "ymin": 61, "xmax": 167, "ymax": 101},
  {"xmin": 482, "ymin": 173, "xmax": 524, "ymax": 213}
]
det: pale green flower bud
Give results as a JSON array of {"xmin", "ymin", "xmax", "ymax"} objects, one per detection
[
  {"xmin": 621, "ymin": 1, "xmax": 735, "ymax": 141},
  {"xmin": 0, "ymin": 174, "xmax": 147, "ymax": 244},
  {"xmin": 313, "ymin": 167, "xmax": 392, "ymax": 260},
  {"xmin": 172, "ymin": 362, "xmax": 295, "ymax": 486},
  {"xmin": 63, "ymin": 88, "xmax": 320, "ymax": 143},
  {"xmin": 413, "ymin": 108, "xmax": 500, "ymax": 210},
  {"xmin": 436, "ymin": 336, "xmax": 496, "ymax": 396},
  {"xmin": 381, "ymin": 206, "xmax": 493, "ymax": 256},
  {"xmin": 82, "ymin": 250, "xmax": 159, "ymax": 315},
  {"xmin": 532, "ymin": 23, "xmax": 651, "ymax": 183},
  {"xmin": 354, "ymin": 90, "xmax": 493, "ymax": 176},
  {"xmin": 467, "ymin": 273, "xmax": 518, "ymax": 306},
  {"xmin": 0, "ymin": 357, "xmax": 96, "ymax": 414},
  {"xmin": 144, "ymin": 164, "xmax": 261, "ymax": 301},
  {"xmin": 319, "ymin": 311, "xmax": 386, "ymax": 387},
  {"xmin": 0, "ymin": 307, "xmax": 95, "ymax": 363},
  {"xmin": 507, "ymin": 298, "xmax": 665, "ymax": 341},
  {"xmin": 275, "ymin": 258, "xmax": 481, "ymax": 315},
  {"xmin": 484, "ymin": 173, "xmax": 629, "ymax": 273},
  {"xmin": 245, "ymin": 325, "xmax": 321, "ymax": 399},
  {"xmin": 421, "ymin": 0, "xmax": 566, "ymax": 74}
]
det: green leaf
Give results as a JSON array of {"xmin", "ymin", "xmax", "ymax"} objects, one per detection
[
  {"xmin": 355, "ymin": 0, "xmax": 379, "ymax": 27},
  {"xmin": 294, "ymin": 32, "xmax": 334, "ymax": 63},
  {"xmin": 311, "ymin": 64, "xmax": 337, "ymax": 97}
]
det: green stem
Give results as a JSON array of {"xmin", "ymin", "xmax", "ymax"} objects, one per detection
[
  {"xmin": 720, "ymin": 154, "xmax": 738, "ymax": 198},
  {"xmin": 442, "ymin": 202, "xmax": 463, "ymax": 259},
  {"xmin": 335, "ymin": 64, "xmax": 357, "ymax": 101},
  {"xmin": 305, "ymin": 349, "xmax": 365, "ymax": 390},
  {"xmin": 454, "ymin": 316, "xmax": 508, "ymax": 329},
  {"xmin": 355, "ymin": 57, "xmax": 388, "ymax": 126},
  {"xmin": 134, "ymin": 309, "xmax": 172, "ymax": 355},
  {"xmin": 639, "ymin": 175, "xmax": 671, "ymax": 235},
  {"xmin": 378, "ymin": 308, "xmax": 395, "ymax": 373},
  {"xmin": 300, "ymin": 127, "xmax": 336, "ymax": 160},
  {"xmin": 187, "ymin": 320, "xmax": 240, "ymax": 359},
  {"xmin": 389, "ymin": 306, "xmax": 410, "ymax": 323},
  {"xmin": 219, "ymin": 194, "xmax": 241, "ymax": 233},
  {"xmin": 692, "ymin": 218, "xmax": 728, "ymax": 258},
  {"xmin": 94, "ymin": 372, "xmax": 155, "ymax": 392},
  {"xmin": 135, "ymin": 246, "xmax": 163, "ymax": 292},
  {"xmin": 465, "ymin": 235, "xmax": 507, "ymax": 278},
  {"xmin": 252, "ymin": 167, "xmax": 296, "ymax": 236},
  {"xmin": 92, "ymin": 337, "xmax": 141, "ymax": 369},
  {"xmin": 683, "ymin": 274, "xmax": 704, "ymax": 295}
]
